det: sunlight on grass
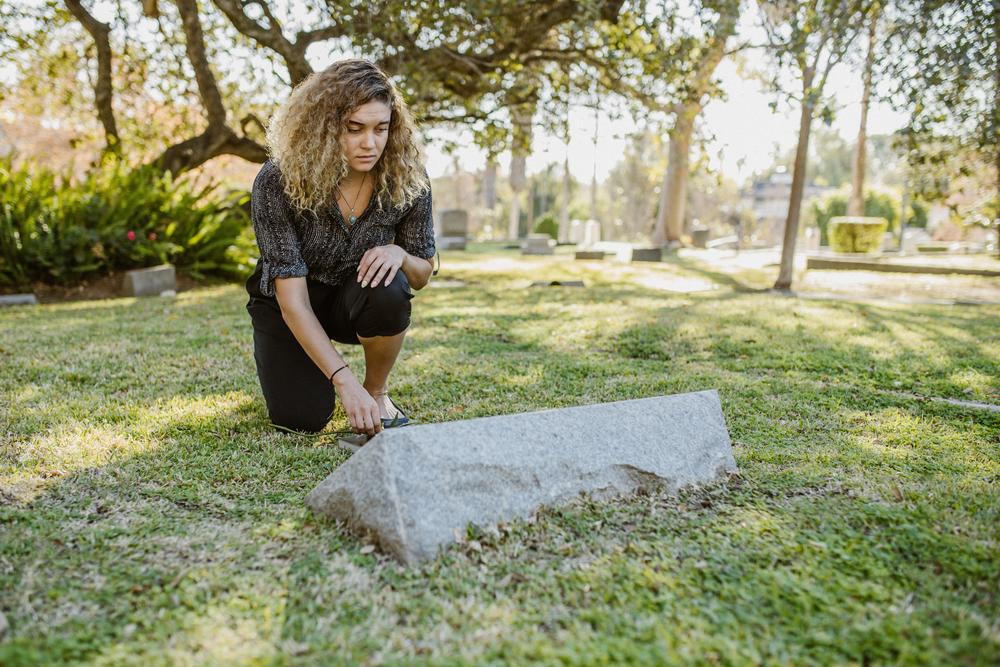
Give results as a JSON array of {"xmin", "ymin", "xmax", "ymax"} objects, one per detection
[{"xmin": 1, "ymin": 251, "xmax": 998, "ymax": 665}]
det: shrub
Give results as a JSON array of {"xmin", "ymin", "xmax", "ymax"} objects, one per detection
[
  {"xmin": 828, "ymin": 216, "xmax": 888, "ymax": 253},
  {"xmin": 533, "ymin": 214, "xmax": 559, "ymax": 240},
  {"xmin": 0, "ymin": 152, "xmax": 254, "ymax": 289},
  {"xmin": 811, "ymin": 191, "xmax": 899, "ymax": 245}
]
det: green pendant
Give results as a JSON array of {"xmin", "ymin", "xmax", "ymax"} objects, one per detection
[{"xmin": 349, "ymin": 215, "xmax": 357, "ymax": 224}]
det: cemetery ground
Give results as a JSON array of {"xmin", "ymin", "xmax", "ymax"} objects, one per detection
[{"xmin": 1, "ymin": 245, "xmax": 998, "ymax": 665}]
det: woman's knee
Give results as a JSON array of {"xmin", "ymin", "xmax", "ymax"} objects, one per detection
[{"xmin": 356, "ymin": 272, "xmax": 413, "ymax": 337}]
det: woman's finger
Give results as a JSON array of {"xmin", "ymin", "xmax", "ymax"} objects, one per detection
[
  {"xmin": 361, "ymin": 256, "xmax": 385, "ymax": 287},
  {"xmin": 371, "ymin": 263, "xmax": 391, "ymax": 288},
  {"xmin": 357, "ymin": 249, "xmax": 374, "ymax": 282},
  {"xmin": 383, "ymin": 265, "xmax": 398, "ymax": 287}
]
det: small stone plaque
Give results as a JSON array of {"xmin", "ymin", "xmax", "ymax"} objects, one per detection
[
  {"xmin": 0, "ymin": 294, "xmax": 38, "ymax": 307},
  {"xmin": 631, "ymin": 247, "xmax": 662, "ymax": 262},
  {"xmin": 123, "ymin": 264, "xmax": 176, "ymax": 297},
  {"xmin": 521, "ymin": 234, "xmax": 555, "ymax": 255}
]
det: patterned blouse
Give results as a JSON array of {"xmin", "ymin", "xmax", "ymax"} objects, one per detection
[{"xmin": 248, "ymin": 159, "xmax": 436, "ymax": 298}]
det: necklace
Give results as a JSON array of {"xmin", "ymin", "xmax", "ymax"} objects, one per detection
[{"xmin": 335, "ymin": 172, "xmax": 367, "ymax": 225}]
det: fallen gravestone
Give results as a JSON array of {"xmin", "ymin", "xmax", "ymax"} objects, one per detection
[
  {"xmin": 574, "ymin": 250, "xmax": 605, "ymax": 260},
  {"xmin": 123, "ymin": 264, "xmax": 176, "ymax": 297},
  {"xmin": 306, "ymin": 390, "xmax": 736, "ymax": 564}
]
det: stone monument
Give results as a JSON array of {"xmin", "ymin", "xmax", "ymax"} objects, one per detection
[
  {"xmin": 306, "ymin": 390, "xmax": 737, "ymax": 564},
  {"xmin": 437, "ymin": 209, "xmax": 468, "ymax": 250}
]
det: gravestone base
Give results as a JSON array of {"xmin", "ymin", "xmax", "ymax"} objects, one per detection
[{"xmin": 575, "ymin": 250, "xmax": 605, "ymax": 260}]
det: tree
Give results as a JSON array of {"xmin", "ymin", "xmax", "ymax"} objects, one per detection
[
  {"xmin": 650, "ymin": 0, "xmax": 743, "ymax": 244},
  {"xmin": 884, "ymin": 0, "xmax": 999, "ymax": 255},
  {"xmin": 758, "ymin": 0, "xmax": 872, "ymax": 289},
  {"xmin": 848, "ymin": 3, "xmax": 880, "ymax": 215},
  {"xmin": 0, "ymin": 0, "xmax": 639, "ymax": 176}
]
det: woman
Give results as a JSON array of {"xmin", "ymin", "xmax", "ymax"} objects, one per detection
[{"xmin": 245, "ymin": 59, "xmax": 436, "ymax": 437}]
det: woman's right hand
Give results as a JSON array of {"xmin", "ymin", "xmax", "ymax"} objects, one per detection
[{"xmin": 332, "ymin": 372, "xmax": 382, "ymax": 436}]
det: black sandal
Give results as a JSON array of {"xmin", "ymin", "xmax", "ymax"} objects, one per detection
[{"xmin": 374, "ymin": 391, "xmax": 411, "ymax": 429}]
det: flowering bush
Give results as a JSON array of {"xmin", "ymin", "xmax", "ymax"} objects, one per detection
[{"xmin": 0, "ymin": 152, "xmax": 255, "ymax": 289}]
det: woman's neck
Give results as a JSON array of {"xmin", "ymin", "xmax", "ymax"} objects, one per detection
[{"xmin": 341, "ymin": 168, "xmax": 371, "ymax": 189}]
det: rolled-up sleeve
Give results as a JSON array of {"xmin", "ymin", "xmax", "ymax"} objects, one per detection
[
  {"xmin": 395, "ymin": 183, "xmax": 436, "ymax": 260},
  {"xmin": 251, "ymin": 163, "xmax": 308, "ymax": 297}
]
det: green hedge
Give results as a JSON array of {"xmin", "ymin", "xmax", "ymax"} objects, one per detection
[
  {"xmin": 0, "ymin": 153, "xmax": 256, "ymax": 289},
  {"xmin": 533, "ymin": 214, "xmax": 559, "ymax": 240},
  {"xmin": 828, "ymin": 216, "xmax": 888, "ymax": 253}
]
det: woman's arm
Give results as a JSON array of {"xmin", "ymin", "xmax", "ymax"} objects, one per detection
[{"xmin": 273, "ymin": 276, "xmax": 382, "ymax": 435}]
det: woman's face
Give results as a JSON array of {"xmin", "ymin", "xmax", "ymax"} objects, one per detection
[{"xmin": 340, "ymin": 100, "xmax": 392, "ymax": 175}]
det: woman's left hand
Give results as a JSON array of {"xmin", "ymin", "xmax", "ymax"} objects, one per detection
[{"xmin": 357, "ymin": 244, "xmax": 408, "ymax": 288}]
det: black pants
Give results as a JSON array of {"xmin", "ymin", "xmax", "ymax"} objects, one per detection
[{"xmin": 245, "ymin": 268, "xmax": 414, "ymax": 433}]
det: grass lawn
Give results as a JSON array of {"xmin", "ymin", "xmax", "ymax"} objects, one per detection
[{"xmin": 1, "ymin": 247, "xmax": 998, "ymax": 665}]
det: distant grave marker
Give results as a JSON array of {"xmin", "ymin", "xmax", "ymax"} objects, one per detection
[
  {"xmin": 521, "ymin": 234, "xmax": 555, "ymax": 255},
  {"xmin": 123, "ymin": 264, "xmax": 176, "ymax": 297},
  {"xmin": 529, "ymin": 280, "xmax": 586, "ymax": 288},
  {"xmin": 437, "ymin": 209, "xmax": 468, "ymax": 250},
  {"xmin": 0, "ymin": 294, "xmax": 38, "ymax": 307}
]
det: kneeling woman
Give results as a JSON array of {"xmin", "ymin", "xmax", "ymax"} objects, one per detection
[{"xmin": 245, "ymin": 59, "xmax": 435, "ymax": 437}]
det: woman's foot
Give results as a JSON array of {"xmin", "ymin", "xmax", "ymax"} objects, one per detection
[
  {"xmin": 373, "ymin": 392, "xmax": 401, "ymax": 421},
  {"xmin": 366, "ymin": 387, "xmax": 408, "ymax": 426}
]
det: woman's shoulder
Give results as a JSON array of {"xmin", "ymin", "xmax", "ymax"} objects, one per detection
[
  {"xmin": 252, "ymin": 160, "xmax": 299, "ymax": 212},
  {"xmin": 252, "ymin": 159, "xmax": 283, "ymax": 192}
]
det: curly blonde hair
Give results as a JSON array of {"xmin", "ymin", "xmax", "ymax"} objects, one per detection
[{"xmin": 264, "ymin": 59, "xmax": 429, "ymax": 216}]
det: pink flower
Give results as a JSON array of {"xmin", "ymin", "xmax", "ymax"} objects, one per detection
[
  {"xmin": 127, "ymin": 230, "xmax": 136, "ymax": 241},
  {"xmin": 148, "ymin": 232, "xmax": 157, "ymax": 241}
]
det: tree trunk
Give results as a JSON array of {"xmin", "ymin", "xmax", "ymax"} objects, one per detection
[
  {"xmin": 484, "ymin": 158, "xmax": 497, "ymax": 209},
  {"xmin": 149, "ymin": 0, "xmax": 267, "ymax": 174},
  {"xmin": 590, "ymin": 104, "xmax": 599, "ymax": 225},
  {"xmin": 559, "ymin": 155, "xmax": 570, "ymax": 242},
  {"xmin": 899, "ymin": 171, "xmax": 909, "ymax": 253},
  {"xmin": 848, "ymin": 10, "xmax": 877, "ymax": 217},
  {"xmin": 64, "ymin": 0, "xmax": 119, "ymax": 152},
  {"xmin": 527, "ymin": 179, "xmax": 535, "ymax": 232},
  {"xmin": 995, "ymin": 0, "xmax": 1000, "ymax": 257},
  {"xmin": 774, "ymin": 72, "xmax": 816, "ymax": 290},
  {"xmin": 653, "ymin": 106, "xmax": 696, "ymax": 244},
  {"xmin": 509, "ymin": 106, "xmax": 531, "ymax": 240}
]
